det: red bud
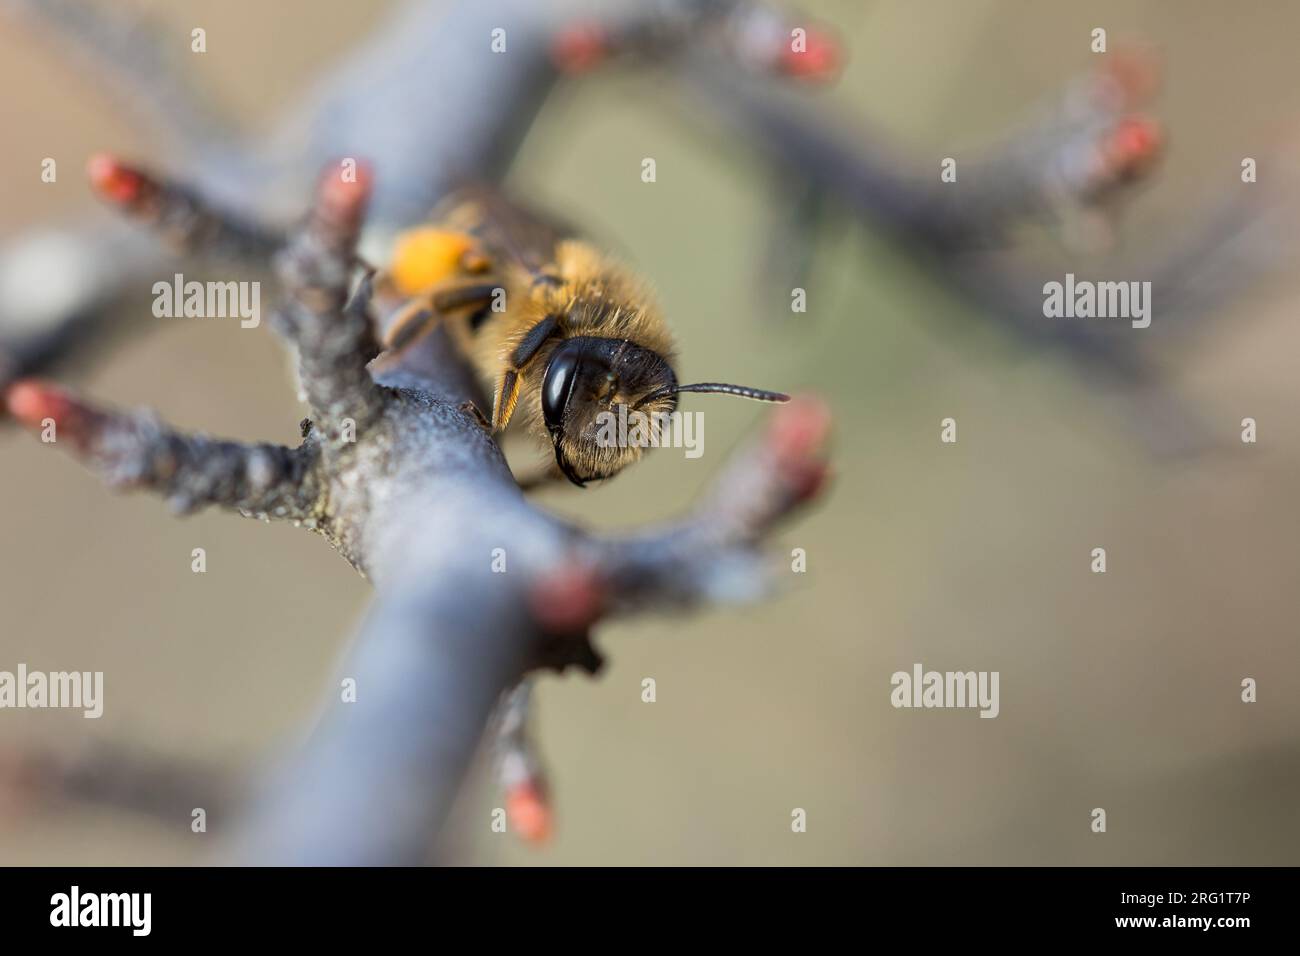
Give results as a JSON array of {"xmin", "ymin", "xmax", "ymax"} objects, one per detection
[
  {"xmin": 530, "ymin": 563, "xmax": 605, "ymax": 634},
  {"xmin": 779, "ymin": 28, "xmax": 842, "ymax": 83},
  {"xmin": 551, "ymin": 23, "xmax": 610, "ymax": 74},
  {"xmin": 86, "ymin": 154, "xmax": 148, "ymax": 206}
]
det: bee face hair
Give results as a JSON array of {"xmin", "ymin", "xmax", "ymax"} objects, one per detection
[
  {"xmin": 541, "ymin": 335, "xmax": 677, "ymax": 486},
  {"xmin": 538, "ymin": 334, "xmax": 791, "ymax": 487}
]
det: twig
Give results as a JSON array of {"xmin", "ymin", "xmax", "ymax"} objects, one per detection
[
  {"xmin": 491, "ymin": 680, "xmax": 553, "ymax": 844},
  {"xmin": 86, "ymin": 155, "xmax": 282, "ymax": 262},
  {"xmin": 270, "ymin": 165, "xmax": 387, "ymax": 448},
  {"xmin": 0, "ymin": 739, "xmax": 238, "ymax": 833},
  {"xmin": 3, "ymin": 380, "xmax": 321, "ymax": 519}
]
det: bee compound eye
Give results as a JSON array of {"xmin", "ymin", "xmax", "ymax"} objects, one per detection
[{"xmin": 542, "ymin": 344, "xmax": 583, "ymax": 434}]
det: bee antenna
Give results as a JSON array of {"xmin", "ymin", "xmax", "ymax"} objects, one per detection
[{"xmin": 634, "ymin": 383, "xmax": 791, "ymax": 409}]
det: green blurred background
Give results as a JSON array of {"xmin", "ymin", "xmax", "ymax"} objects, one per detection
[{"xmin": 1, "ymin": 0, "xmax": 1298, "ymax": 864}]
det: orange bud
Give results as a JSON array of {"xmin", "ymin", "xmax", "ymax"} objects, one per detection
[{"xmin": 505, "ymin": 781, "xmax": 553, "ymax": 844}]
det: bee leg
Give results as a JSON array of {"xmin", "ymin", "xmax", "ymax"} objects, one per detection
[
  {"xmin": 380, "ymin": 284, "xmax": 501, "ymax": 355},
  {"xmin": 491, "ymin": 314, "xmax": 562, "ymax": 431},
  {"xmin": 382, "ymin": 302, "xmax": 437, "ymax": 353},
  {"xmin": 432, "ymin": 282, "xmax": 500, "ymax": 313},
  {"xmin": 458, "ymin": 400, "xmax": 492, "ymax": 432},
  {"xmin": 491, "ymin": 369, "xmax": 521, "ymax": 430}
]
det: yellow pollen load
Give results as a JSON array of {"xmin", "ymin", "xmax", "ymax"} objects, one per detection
[{"xmin": 388, "ymin": 227, "xmax": 475, "ymax": 296}]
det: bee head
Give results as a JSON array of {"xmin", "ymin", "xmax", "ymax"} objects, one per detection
[
  {"xmin": 540, "ymin": 335, "xmax": 790, "ymax": 487},
  {"xmin": 541, "ymin": 336, "xmax": 676, "ymax": 486}
]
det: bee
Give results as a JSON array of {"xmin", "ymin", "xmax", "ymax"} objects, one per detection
[{"xmin": 373, "ymin": 187, "xmax": 788, "ymax": 487}]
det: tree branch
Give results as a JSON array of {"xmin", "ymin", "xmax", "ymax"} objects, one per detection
[
  {"xmin": 271, "ymin": 166, "xmax": 388, "ymax": 448},
  {"xmin": 588, "ymin": 396, "xmax": 830, "ymax": 615},
  {"xmin": 86, "ymin": 155, "xmax": 283, "ymax": 262},
  {"xmin": 2, "ymin": 380, "xmax": 320, "ymax": 520},
  {"xmin": 0, "ymin": 739, "xmax": 239, "ymax": 834}
]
